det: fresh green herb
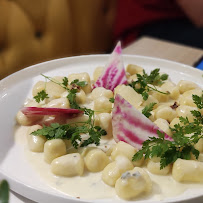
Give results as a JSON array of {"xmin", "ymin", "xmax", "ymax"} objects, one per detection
[
  {"xmin": 128, "ymin": 68, "xmax": 169, "ymax": 100},
  {"xmin": 41, "ymin": 74, "xmax": 69, "ymax": 90},
  {"xmin": 32, "ymin": 115, "xmax": 107, "ymax": 149},
  {"xmin": 133, "ymin": 93, "xmax": 203, "ymax": 169},
  {"xmin": 0, "ymin": 180, "xmax": 9, "ymax": 203},
  {"xmin": 109, "ymin": 98, "xmax": 115, "ymax": 103},
  {"xmin": 67, "ymin": 89, "xmax": 80, "ymax": 109},
  {"xmin": 62, "ymin": 77, "xmax": 68, "ymax": 87},
  {"xmin": 70, "ymin": 79, "xmax": 87, "ymax": 87},
  {"xmin": 33, "ymin": 90, "xmax": 49, "ymax": 103},
  {"xmin": 142, "ymin": 103, "xmax": 156, "ymax": 118},
  {"xmin": 32, "ymin": 75, "xmax": 107, "ymax": 148},
  {"xmin": 192, "ymin": 93, "xmax": 203, "ymax": 109},
  {"xmin": 41, "ymin": 75, "xmax": 87, "ymax": 109}
]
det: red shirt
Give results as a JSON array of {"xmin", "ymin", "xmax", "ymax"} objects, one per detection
[{"xmin": 113, "ymin": 0, "xmax": 185, "ymax": 46}]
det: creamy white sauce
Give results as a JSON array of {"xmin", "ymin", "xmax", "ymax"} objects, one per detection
[{"xmin": 15, "ymin": 126, "xmax": 203, "ymax": 201}]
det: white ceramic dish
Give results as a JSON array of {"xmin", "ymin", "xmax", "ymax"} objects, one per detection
[{"xmin": 0, "ymin": 55, "xmax": 203, "ymax": 203}]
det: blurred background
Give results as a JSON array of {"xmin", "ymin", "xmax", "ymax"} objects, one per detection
[{"xmin": 0, "ymin": 0, "xmax": 203, "ymax": 79}]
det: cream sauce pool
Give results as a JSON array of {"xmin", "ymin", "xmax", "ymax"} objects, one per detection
[{"xmin": 15, "ymin": 126, "xmax": 203, "ymax": 201}]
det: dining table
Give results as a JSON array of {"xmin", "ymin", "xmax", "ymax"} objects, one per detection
[{"xmin": 8, "ymin": 36, "xmax": 203, "ymax": 203}]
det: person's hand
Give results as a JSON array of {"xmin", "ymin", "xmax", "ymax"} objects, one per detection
[{"xmin": 177, "ymin": 0, "xmax": 203, "ymax": 27}]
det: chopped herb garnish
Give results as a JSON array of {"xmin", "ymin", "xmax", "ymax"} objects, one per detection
[
  {"xmin": 133, "ymin": 93, "xmax": 203, "ymax": 169},
  {"xmin": 128, "ymin": 68, "xmax": 169, "ymax": 100},
  {"xmin": 70, "ymin": 79, "xmax": 87, "ymax": 87},
  {"xmin": 32, "ymin": 75, "xmax": 107, "ymax": 149},
  {"xmin": 109, "ymin": 98, "xmax": 115, "ymax": 103},
  {"xmin": 40, "ymin": 75, "xmax": 87, "ymax": 109},
  {"xmin": 32, "ymin": 116, "xmax": 107, "ymax": 149},
  {"xmin": 62, "ymin": 77, "xmax": 68, "ymax": 87},
  {"xmin": 192, "ymin": 93, "xmax": 203, "ymax": 109},
  {"xmin": 33, "ymin": 90, "xmax": 49, "ymax": 103},
  {"xmin": 67, "ymin": 89, "xmax": 80, "ymax": 109},
  {"xmin": 142, "ymin": 103, "xmax": 156, "ymax": 118}
]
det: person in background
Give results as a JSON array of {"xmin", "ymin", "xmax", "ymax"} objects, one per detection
[{"xmin": 113, "ymin": 0, "xmax": 203, "ymax": 49}]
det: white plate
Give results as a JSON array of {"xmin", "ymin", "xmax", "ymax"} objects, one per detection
[{"xmin": 0, "ymin": 55, "xmax": 203, "ymax": 203}]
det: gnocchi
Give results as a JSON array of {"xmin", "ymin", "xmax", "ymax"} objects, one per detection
[
  {"xmin": 27, "ymin": 125, "xmax": 47, "ymax": 152},
  {"xmin": 51, "ymin": 153, "xmax": 84, "ymax": 176},
  {"xmin": 115, "ymin": 167, "xmax": 152, "ymax": 200},
  {"xmin": 84, "ymin": 148, "xmax": 109, "ymax": 172},
  {"xmin": 15, "ymin": 59, "xmax": 202, "ymax": 202},
  {"xmin": 172, "ymin": 159, "xmax": 203, "ymax": 182},
  {"xmin": 102, "ymin": 156, "xmax": 134, "ymax": 186},
  {"xmin": 44, "ymin": 139, "xmax": 67, "ymax": 164}
]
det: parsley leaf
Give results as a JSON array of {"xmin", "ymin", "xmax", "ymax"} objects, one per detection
[
  {"xmin": 128, "ymin": 68, "xmax": 169, "ymax": 100},
  {"xmin": 192, "ymin": 93, "xmax": 203, "ymax": 109},
  {"xmin": 142, "ymin": 103, "xmax": 156, "ymax": 118},
  {"xmin": 32, "ymin": 75, "xmax": 106, "ymax": 149},
  {"xmin": 32, "ymin": 121, "xmax": 106, "ymax": 149},
  {"xmin": 33, "ymin": 90, "xmax": 49, "ymax": 103},
  {"xmin": 67, "ymin": 89, "xmax": 80, "ymax": 109},
  {"xmin": 40, "ymin": 75, "xmax": 88, "ymax": 109},
  {"xmin": 70, "ymin": 79, "xmax": 87, "ymax": 87},
  {"xmin": 109, "ymin": 98, "xmax": 115, "ymax": 103},
  {"xmin": 62, "ymin": 77, "xmax": 68, "ymax": 87},
  {"xmin": 133, "ymin": 93, "xmax": 203, "ymax": 169}
]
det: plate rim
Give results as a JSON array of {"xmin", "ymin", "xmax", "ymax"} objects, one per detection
[
  {"xmin": 0, "ymin": 54, "xmax": 203, "ymax": 203},
  {"xmin": 1, "ymin": 54, "xmax": 202, "ymax": 84}
]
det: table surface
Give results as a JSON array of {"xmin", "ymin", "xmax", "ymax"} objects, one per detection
[
  {"xmin": 123, "ymin": 36, "xmax": 203, "ymax": 67},
  {"xmin": 9, "ymin": 36, "xmax": 203, "ymax": 203}
]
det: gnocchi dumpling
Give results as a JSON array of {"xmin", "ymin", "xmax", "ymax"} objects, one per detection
[
  {"xmin": 94, "ymin": 96, "xmax": 112, "ymax": 114},
  {"xmin": 16, "ymin": 111, "xmax": 41, "ymax": 126},
  {"xmin": 147, "ymin": 159, "xmax": 171, "ymax": 175},
  {"xmin": 114, "ymin": 85, "xmax": 143, "ymax": 109},
  {"xmin": 179, "ymin": 89, "xmax": 202, "ymax": 107},
  {"xmin": 68, "ymin": 72, "xmax": 91, "ymax": 93},
  {"xmin": 45, "ymin": 77, "xmax": 66, "ymax": 99},
  {"xmin": 161, "ymin": 81, "xmax": 180, "ymax": 100},
  {"xmin": 95, "ymin": 113, "xmax": 112, "ymax": 138},
  {"xmin": 44, "ymin": 139, "xmax": 67, "ymax": 164},
  {"xmin": 115, "ymin": 167, "xmax": 152, "ymax": 200},
  {"xmin": 150, "ymin": 89, "xmax": 169, "ymax": 103},
  {"xmin": 91, "ymin": 87, "xmax": 113, "ymax": 100},
  {"xmin": 27, "ymin": 125, "xmax": 47, "ymax": 152},
  {"xmin": 142, "ymin": 95, "xmax": 159, "ymax": 108},
  {"xmin": 172, "ymin": 159, "xmax": 203, "ymax": 182},
  {"xmin": 177, "ymin": 80, "xmax": 199, "ymax": 94},
  {"xmin": 46, "ymin": 97, "xmax": 70, "ymax": 108},
  {"xmin": 154, "ymin": 118, "xmax": 172, "ymax": 136},
  {"xmin": 32, "ymin": 81, "xmax": 46, "ymax": 97},
  {"xmin": 84, "ymin": 148, "xmax": 109, "ymax": 172},
  {"xmin": 102, "ymin": 156, "xmax": 134, "ymax": 186},
  {"xmin": 76, "ymin": 89, "xmax": 86, "ymax": 104},
  {"xmin": 176, "ymin": 105, "xmax": 198, "ymax": 122},
  {"xmin": 51, "ymin": 153, "xmax": 84, "ymax": 176},
  {"xmin": 126, "ymin": 64, "xmax": 143, "ymax": 75},
  {"xmin": 169, "ymin": 117, "xmax": 181, "ymax": 128},
  {"xmin": 111, "ymin": 141, "xmax": 137, "ymax": 161},
  {"xmin": 155, "ymin": 106, "xmax": 177, "ymax": 123}
]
